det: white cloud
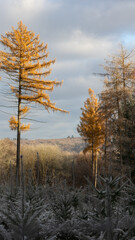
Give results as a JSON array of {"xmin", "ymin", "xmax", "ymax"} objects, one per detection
[
  {"xmin": 21, "ymin": 0, "xmax": 44, "ymax": 12},
  {"xmin": 52, "ymin": 30, "xmax": 115, "ymax": 59},
  {"xmin": 6, "ymin": 0, "xmax": 60, "ymax": 21},
  {"xmin": 53, "ymin": 59, "xmax": 80, "ymax": 72}
]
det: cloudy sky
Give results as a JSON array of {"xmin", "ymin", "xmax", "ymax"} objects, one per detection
[{"xmin": 0, "ymin": 0, "xmax": 135, "ymax": 140}]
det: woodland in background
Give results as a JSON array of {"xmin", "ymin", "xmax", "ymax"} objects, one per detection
[{"xmin": 77, "ymin": 45, "xmax": 135, "ymax": 186}]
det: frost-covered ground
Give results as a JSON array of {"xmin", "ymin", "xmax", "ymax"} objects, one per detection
[{"xmin": 0, "ymin": 176, "xmax": 135, "ymax": 240}]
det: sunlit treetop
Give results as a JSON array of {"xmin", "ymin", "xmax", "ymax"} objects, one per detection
[
  {"xmin": 77, "ymin": 88, "xmax": 105, "ymax": 153},
  {"xmin": 0, "ymin": 21, "xmax": 68, "ymax": 131}
]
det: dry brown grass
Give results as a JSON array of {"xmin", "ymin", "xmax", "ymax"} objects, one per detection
[
  {"xmin": 0, "ymin": 139, "xmax": 74, "ymax": 184},
  {"xmin": 0, "ymin": 138, "xmax": 124, "ymax": 186},
  {"xmin": 20, "ymin": 144, "xmax": 73, "ymax": 184},
  {"xmin": 13, "ymin": 137, "xmax": 85, "ymax": 153}
]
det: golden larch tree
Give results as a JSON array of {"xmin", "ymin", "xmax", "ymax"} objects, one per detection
[
  {"xmin": 0, "ymin": 21, "xmax": 67, "ymax": 184},
  {"xmin": 77, "ymin": 88, "xmax": 104, "ymax": 187}
]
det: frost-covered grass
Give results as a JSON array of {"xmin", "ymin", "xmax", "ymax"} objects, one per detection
[{"xmin": 0, "ymin": 176, "xmax": 135, "ymax": 240}]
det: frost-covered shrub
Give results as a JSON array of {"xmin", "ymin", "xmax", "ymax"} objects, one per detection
[{"xmin": 0, "ymin": 175, "xmax": 135, "ymax": 239}]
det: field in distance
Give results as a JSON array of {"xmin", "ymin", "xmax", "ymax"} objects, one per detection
[{"xmin": 12, "ymin": 137, "xmax": 85, "ymax": 153}]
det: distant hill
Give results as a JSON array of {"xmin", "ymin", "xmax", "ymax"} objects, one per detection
[{"xmin": 13, "ymin": 137, "xmax": 86, "ymax": 153}]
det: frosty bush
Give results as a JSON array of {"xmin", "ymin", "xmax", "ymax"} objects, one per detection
[{"xmin": 0, "ymin": 175, "xmax": 134, "ymax": 239}]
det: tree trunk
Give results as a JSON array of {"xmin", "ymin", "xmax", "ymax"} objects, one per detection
[
  {"xmin": 91, "ymin": 134, "xmax": 94, "ymax": 184},
  {"xmin": 16, "ymin": 65, "xmax": 21, "ymax": 185},
  {"xmin": 94, "ymin": 151, "xmax": 98, "ymax": 188},
  {"xmin": 16, "ymin": 96, "xmax": 21, "ymax": 185},
  {"xmin": 72, "ymin": 159, "xmax": 75, "ymax": 189},
  {"xmin": 104, "ymin": 116, "xmax": 108, "ymax": 175}
]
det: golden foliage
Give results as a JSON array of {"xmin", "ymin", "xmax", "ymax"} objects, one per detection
[
  {"xmin": 20, "ymin": 106, "xmax": 30, "ymax": 115},
  {"xmin": 77, "ymin": 88, "xmax": 105, "ymax": 153},
  {"xmin": 9, "ymin": 116, "xmax": 30, "ymax": 131},
  {"xmin": 20, "ymin": 123, "xmax": 30, "ymax": 131},
  {"xmin": 0, "ymin": 21, "xmax": 68, "ymax": 133}
]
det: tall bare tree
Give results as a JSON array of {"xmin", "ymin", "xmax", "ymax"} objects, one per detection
[{"xmin": 100, "ymin": 45, "xmax": 135, "ymax": 175}]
